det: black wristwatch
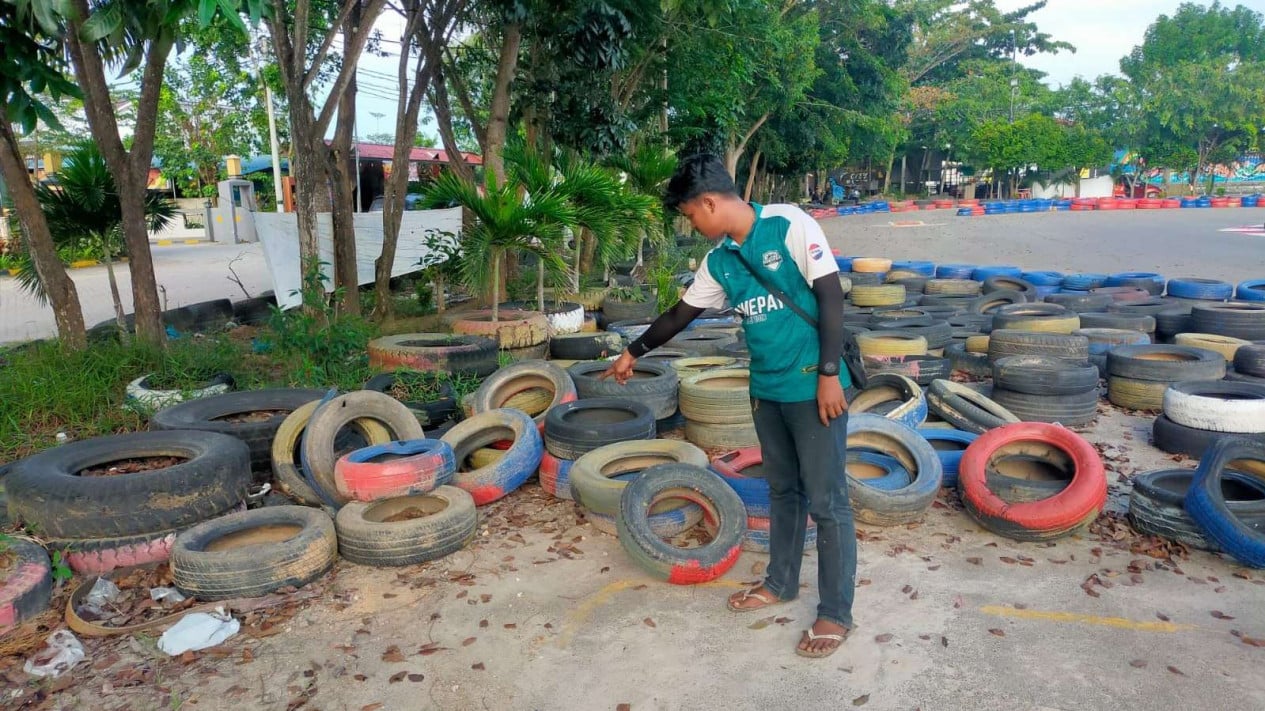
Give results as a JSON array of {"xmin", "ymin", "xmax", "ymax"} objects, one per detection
[{"xmin": 818, "ymin": 361, "xmax": 840, "ymax": 377}]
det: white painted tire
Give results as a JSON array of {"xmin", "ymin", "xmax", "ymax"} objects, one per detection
[
  {"xmin": 545, "ymin": 303, "xmax": 586, "ymax": 335},
  {"xmin": 123, "ymin": 374, "xmax": 234, "ymax": 414},
  {"xmin": 1163, "ymin": 381, "xmax": 1265, "ymax": 434}
]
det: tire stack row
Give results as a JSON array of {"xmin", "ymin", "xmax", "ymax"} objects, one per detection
[
  {"xmin": 1152, "ymin": 380, "xmax": 1265, "ymax": 460},
  {"xmin": 989, "ymin": 356, "xmax": 1100, "ymax": 427},
  {"xmin": 679, "ymin": 369, "xmax": 759, "ymax": 449},
  {"xmin": 538, "ymin": 398, "xmax": 658, "ymax": 499},
  {"xmin": 1106, "ymin": 345, "xmax": 1226, "ymax": 411}
]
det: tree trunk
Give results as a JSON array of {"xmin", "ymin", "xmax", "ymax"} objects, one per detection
[
  {"xmin": 116, "ymin": 180, "xmax": 164, "ymax": 343},
  {"xmin": 485, "ymin": 23, "xmax": 522, "ymax": 188},
  {"xmin": 291, "ymin": 129, "xmax": 330, "ymax": 286},
  {"xmin": 743, "ymin": 149, "xmax": 762, "ymax": 202},
  {"xmin": 491, "ymin": 250, "xmax": 501, "ymax": 322},
  {"xmin": 329, "ymin": 6, "xmax": 362, "ymax": 316},
  {"xmin": 883, "ymin": 150, "xmax": 895, "ymax": 193},
  {"xmin": 103, "ymin": 247, "xmax": 127, "ymax": 338},
  {"xmin": 537, "ymin": 258, "xmax": 545, "ymax": 312},
  {"xmin": 0, "ymin": 115, "xmax": 86, "ymax": 349}
]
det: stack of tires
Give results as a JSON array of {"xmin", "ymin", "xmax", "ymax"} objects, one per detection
[
  {"xmin": 569, "ymin": 440, "xmax": 708, "ymax": 537},
  {"xmin": 957, "ymin": 422, "xmax": 1106, "ymax": 541},
  {"xmin": 848, "ymin": 374, "xmax": 928, "ymax": 429},
  {"xmin": 567, "ymin": 360, "xmax": 680, "ymax": 429},
  {"xmin": 539, "ymin": 398, "xmax": 657, "ymax": 499},
  {"xmin": 1105, "ymin": 345, "xmax": 1225, "ymax": 411},
  {"xmin": 678, "ymin": 369, "xmax": 759, "ymax": 449},
  {"xmin": 926, "ymin": 379, "xmax": 1020, "ymax": 434},
  {"xmin": 327, "ymin": 438, "xmax": 478, "ymax": 568},
  {"xmin": 710, "ymin": 448, "xmax": 818, "ymax": 553},
  {"xmin": 1228, "ymin": 344, "xmax": 1265, "ymax": 384},
  {"xmin": 1154, "ymin": 437, "xmax": 1265, "ymax": 567},
  {"xmin": 844, "ymin": 415, "xmax": 942, "ymax": 526},
  {"xmin": 367, "ymin": 333, "xmax": 499, "ymax": 378},
  {"xmin": 1152, "ymin": 380, "xmax": 1265, "ymax": 460},
  {"xmin": 989, "ymin": 356, "xmax": 1100, "ymax": 427},
  {"xmin": 1128, "ymin": 467, "xmax": 1265, "ymax": 553}
]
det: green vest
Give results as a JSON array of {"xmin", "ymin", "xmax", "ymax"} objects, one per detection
[{"xmin": 705, "ymin": 204, "xmax": 850, "ymax": 402}]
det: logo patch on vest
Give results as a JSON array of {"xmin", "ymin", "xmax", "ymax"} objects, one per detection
[
  {"xmin": 809, "ymin": 243, "xmax": 824, "ymax": 261},
  {"xmin": 761, "ymin": 250, "xmax": 783, "ymax": 271}
]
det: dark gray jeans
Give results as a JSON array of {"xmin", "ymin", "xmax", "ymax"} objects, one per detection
[{"xmin": 751, "ymin": 398, "xmax": 856, "ymax": 629}]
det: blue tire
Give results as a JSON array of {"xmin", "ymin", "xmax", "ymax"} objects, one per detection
[
  {"xmin": 1166, "ymin": 278, "xmax": 1233, "ymax": 301},
  {"xmin": 835, "ymin": 256, "xmax": 854, "ymax": 272},
  {"xmin": 742, "ymin": 516, "xmax": 818, "ymax": 553},
  {"xmin": 1236, "ymin": 280, "xmax": 1265, "ymax": 302},
  {"xmin": 440, "ymin": 408, "xmax": 543, "ymax": 505},
  {"xmin": 711, "ymin": 450, "xmax": 771, "ymax": 517},
  {"xmin": 1243, "ymin": 195, "xmax": 1260, "ymax": 207},
  {"xmin": 916, "ymin": 428, "xmax": 978, "ymax": 489},
  {"xmin": 1061, "ymin": 273, "xmax": 1108, "ymax": 291},
  {"xmin": 972, "ymin": 265, "xmax": 1022, "ymax": 281},
  {"xmin": 1184, "ymin": 437, "xmax": 1265, "ymax": 567},
  {"xmin": 1105, "ymin": 272, "xmax": 1165, "ymax": 295},
  {"xmin": 845, "ymin": 414, "xmax": 943, "ymax": 526},
  {"xmin": 892, "ymin": 260, "xmax": 936, "ymax": 277},
  {"xmin": 588, "ymin": 503, "xmax": 703, "ymax": 538},
  {"xmin": 1022, "ymin": 271, "xmax": 1064, "ymax": 287},
  {"xmin": 936, "ymin": 264, "xmax": 977, "ymax": 279},
  {"xmin": 956, "ymin": 208, "xmax": 976, "ymax": 217},
  {"xmin": 847, "ymin": 451, "xmax": 913, "ymax": 491},
  {"xmin": 1196, "ymin": 197, "xmax": 1212, "ymax": 208}
]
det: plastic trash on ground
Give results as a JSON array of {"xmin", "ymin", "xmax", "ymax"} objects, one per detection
[
  {"xmin": 81, "ymin": 578, "xmax": 121, "ymax": 618},
  {"xmin": 157, "ymin": 607, "xmax": 240, "ymax": 655},
  {"xmin": 149, "ymin": 586, "xmax": 187, "ymax": 604},
  {"xmin": 24, "ymin": 631, "xmax": 86, "ymax": 678}
]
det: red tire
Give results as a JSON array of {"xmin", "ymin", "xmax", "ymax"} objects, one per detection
[
  {"xmin": 334, "ymin": 440, "xmax": 456, "ymax": 502},
  {"xmin": 1117, "ymin": 199, "xmax": 1137, "ymax": 210},
  {"xmin": 960, "ymin": 199, "xmax": 980, "ymax": 207},
  {"xmin": 539, "ymin": 451, "xmax": 574, "ymax": 499},
  {"xmin": 1211, "ymin": 197, "xmax": 1231, "ymax": 208},
  {"xmin": 1097, "ymin": 199, "xmax": 1118, "ymax": 210},
  {"xmin": 0, "ymin": 538, "xmax": 53, "ymax": 634},
  {"xmin": 1162, "ymin": 198, "xmax": 1181, "ymax": 208},
  {"xmin": 958, "ymin": 422, "xmax": 1106, "ymax": 541}
]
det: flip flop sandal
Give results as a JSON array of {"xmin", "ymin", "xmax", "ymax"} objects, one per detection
[
  {"xmin": 726, "ymin": 586, "xmax": 785, "ymax": 613},
  {"xmin": 795, "ymin": 628, "xmax": 850, "ymax": 658}
]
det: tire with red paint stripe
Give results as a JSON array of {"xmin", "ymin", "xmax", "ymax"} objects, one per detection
[
  {"xmin": 742, "ymin": 515, "xmax": 817, "ymax": 553},
  {"xmin": 334, "ymin": 439, "xmax": 456, "ymax": 502},
  {"xmin": 440, "ymin": 409, "xmax": 543, "ymax": 505},
  {"xmin": 539, "ymin": 451, "xmax": 574, "ymax": 499},
  {"xmin": 50, "ymin": 529, "xmax": 181, "ymax": 576},
  {"xmin": 0, "ymin": 537, "xmax": 53, "ymax": 635},
  {"xmin": 958, "ymin": 422, "xmax": 1106, "ymax": 541},
  {"xmin": 616, "ymin": 463, "xmax": 744, "ymax": 585}
]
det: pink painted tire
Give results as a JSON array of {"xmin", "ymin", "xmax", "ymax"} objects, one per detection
[
  {"xmin": 334, "ymin": 439, "xmax": 456, "ymax": 502},
  {"xmin": 0, "ymin": 537, "xmax": 53, "ymax": 634},
  {"xmin": 52, "ymin": 530, "xmax": 179, "ymax": 576}
]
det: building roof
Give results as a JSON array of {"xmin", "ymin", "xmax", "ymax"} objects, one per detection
[{"xmin": 328, "ymin": 141, "xmax": 483, "ymax": 165}]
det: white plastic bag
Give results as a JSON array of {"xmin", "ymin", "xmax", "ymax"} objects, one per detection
[
  {"xmin": 149, "ymin": 586, "xmax": 187, "ymax": 604},
  {"xmin": 24, "ymin": 631, "xmax": 86, "ymax": 678},
  {"xmin": 157, "ymin": 608, "xmax": 240, "ymax": 655}
]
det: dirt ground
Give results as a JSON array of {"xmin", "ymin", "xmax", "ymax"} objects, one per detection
[{"xmin": 5, "ymin": 208, "xmax": 1265, "ymax": 710}]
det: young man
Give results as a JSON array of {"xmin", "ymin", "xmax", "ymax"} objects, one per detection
[{"xmin": 602, "ymin": 154, "xmax": 856, "ymax": 658}]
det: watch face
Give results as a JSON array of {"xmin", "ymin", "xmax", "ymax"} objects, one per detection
[{"xmin": 820, "ymin": 362, "xmax": 839, "ymax": 376}]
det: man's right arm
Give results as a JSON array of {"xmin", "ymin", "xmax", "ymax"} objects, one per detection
[{"xmin": 627, "ymin": 301, "xmax": 706, "ymax": 357}]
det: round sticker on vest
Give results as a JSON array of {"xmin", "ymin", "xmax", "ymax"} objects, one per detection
[
  {"xmin": 761, "ymin": 250, "xmax": 783, "ymax": 270},
  {"xmin": 809, "ymin": 243, "xmax": 824, "ymax": 260}
]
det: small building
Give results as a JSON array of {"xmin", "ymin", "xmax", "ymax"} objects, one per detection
[{"xmin": 325, "ymin": 141, "xmax": 483, "ymax": 212}]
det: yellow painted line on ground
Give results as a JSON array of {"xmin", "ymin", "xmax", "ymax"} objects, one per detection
[
  {"xmin": 155, "ymin": 239, "xmax": 173, "ymax": 246},
  {"xmin": 183, "ymin": 239, "xmax": 202, "ymax": 244},
  {"xmin": 556, "ymin": 578, "xmax": 746, "ymax": 648},
  {"xmin": 979, "ymin": 605, "xmax": 1196, "ymax": 633}
]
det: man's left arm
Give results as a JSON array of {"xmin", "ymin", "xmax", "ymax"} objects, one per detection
[{"xmin": 783, "ymin": 213, "xmax": 847, "ymax": 424}]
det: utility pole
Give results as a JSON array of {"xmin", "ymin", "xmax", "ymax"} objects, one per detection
[
  {"xmin": 253, "ymin": 35, "xmax": 285, "ymax": 212},
  {"xmin": 1009, "ymin": 29, "xmax": 1018, "ymax": 123}
]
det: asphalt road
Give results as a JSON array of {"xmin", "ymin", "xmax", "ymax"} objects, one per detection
[{"xmin": 3, "ymin": 208, "xmax": 1263, "ymax": 345}]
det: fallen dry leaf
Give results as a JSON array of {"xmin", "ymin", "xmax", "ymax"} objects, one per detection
[
  {"xmin": 354, "ymin": 674, "xmax": 368, "ymax": 682},
  {"xmin": 1241, "ymin": 636, "xmax": 1265, "ymax": 647},
  {"xmin": 1129, "ymin": 660, "xmax": 1147, "ymax": 668},
  {"xmin": 1211, "ymin": 611, "xmax": 1235, "ymax": 620},
  {"xmin": 941, "ymin": 636, "xmax": 948, "ymax": 648},
  {"xmin": 408, "ymin": 674, "xmax": 425, "ymax": 682},
  {"xmin": 463, "ymin": 637, "xmax": 477, "ymax": 647},
  {"xmin": 504, "ymin": 623, "xmax": 517, "ymax": 630},
  {"xmin": 989, "ymin": 629, "xmax": 1005, "ymax": 637},
  {"xmin": 1167, "ymin": 666, "xmax": 1185, "ymax": 676},
  {"xmin": 1157, "ymin": 612, "xmax": 1171, "ymax": 622},
  {"xmin": 389, "ymin": 671, "xmax": 407, "ymax": 684},
  {"xmin": 901, "ymin": 585, "xmax": 913, "ymax": 594},
  {"xmin": 852, "ymin": 694, "xmax": 869, "ymax": 706},
  {"xmin": 382, "ymin": 646, "xmax": 406, "ymax": 663},
  {"xmin": 750, "ymin": 616, "xmax": 775, "ymax": 630},
  {"xmin": 874, "ymin": 633, "xmax": 893, "ymax": 643},
  {"xmin": 472, "ymin": 663, "xmax": 485, "ymax": 671},
  {"xmin": 999, "ymin": 557, "xmax": 1017, "ymax": 565},
  {"xmin": 966, "ymin": 557, "xmax": 982, "ymax": 565},
  {"xmin": 617, "ymin": 705, "xmax": 631, "ymax": 711},
  {"xmin": 362, "ymin": 704, "xmax": 384, "ymax": 711},
  {"xmin": 643, "ymin": 617, "xmax": 657, "ymax": 628},
  {"xmin": 480, "ymin": 619, "xmax": 489, "ymax": 628}
]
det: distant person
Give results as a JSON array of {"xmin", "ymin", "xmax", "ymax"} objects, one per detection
[{"xmin": 601, "ymin": 153, "xmax": 855, "ymax": 658}]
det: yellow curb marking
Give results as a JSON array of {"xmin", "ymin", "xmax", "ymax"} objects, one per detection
[
  {"xmin": 156, "ymin": 239, "xmax": 173, "ymax": 246},
  {"xmin": 979, "ymin": 605, "xmax": 1196, "ymax": 633},
  {"xmin": 556, "ymin": 578, "xmax": 746, "ymax": 648},
  {"xmin": 184, "ymin": 239, "xmax": 201, "ymax": 245}
]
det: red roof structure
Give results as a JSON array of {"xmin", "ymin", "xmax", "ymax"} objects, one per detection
[{"xmin": 328, "ymin": 141, "xmax": 482, "ymax": 165}]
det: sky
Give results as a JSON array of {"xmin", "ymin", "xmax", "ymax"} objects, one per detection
[
  {"xmin": 336, "ymin": 0, "xmax": 1224, "ymax": 142},
  {"xmin": 993, "ymin": 0, "xmax": 1221, "ymax": 87}
]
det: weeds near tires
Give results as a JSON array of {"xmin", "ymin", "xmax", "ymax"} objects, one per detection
[{"xmin": 49, "ymin": 549, "xmax": 72, "ymax": 584}]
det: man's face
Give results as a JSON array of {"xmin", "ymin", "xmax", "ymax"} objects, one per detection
[{"xmin": 679, "ymin": 195, "xmax": 726, "ymax": 240}]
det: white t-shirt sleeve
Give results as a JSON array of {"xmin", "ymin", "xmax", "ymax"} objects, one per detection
[
  {"xmin": 682, "ymin": 252, "xmax": 728, "ymax": 310},
  {"xmin": 784, "ymin": 212, "xmax": 838, "ymax": 284}
]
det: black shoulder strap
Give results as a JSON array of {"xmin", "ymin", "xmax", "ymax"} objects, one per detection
[{"xmin": 731, "ymin": 250, "xmax": 818, "ymax": 328}]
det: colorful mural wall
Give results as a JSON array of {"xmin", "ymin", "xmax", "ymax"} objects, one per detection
[{"xmin": 1113, "ymin": 150, "xmax": 1265, "ymax": 184}]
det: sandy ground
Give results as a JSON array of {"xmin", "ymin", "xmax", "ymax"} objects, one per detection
[{"xmin": 5, "ymin": 208, "xmax": 1265, "ymax": 710}]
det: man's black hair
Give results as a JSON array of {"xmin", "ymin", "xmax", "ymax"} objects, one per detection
[{"xmin": 664, "ymin": 153, "xmax": 739, "ymax": 212}]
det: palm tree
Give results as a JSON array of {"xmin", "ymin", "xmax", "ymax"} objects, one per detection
[
  {"xmin": 423, "ymin": 170, "xmax": 575, "ymax": 321},
  {"xmin": 26, "ymin": 141, "xmax": 176, "ymax": 335},
  {"xmin": 606, "ymin": 142, "xmax": 678, "ymax": 268}
]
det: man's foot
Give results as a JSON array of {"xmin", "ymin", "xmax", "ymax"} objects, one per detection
[
  {"xmin": 795, "ymin": 619, "xmax": 850, "ymax": 658},
  {"xmin": 726, "ymin": 585, "xmax": 784, "ymax": 612}
]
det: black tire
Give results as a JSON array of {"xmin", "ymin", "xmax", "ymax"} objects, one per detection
[
  {"xmin": 948, "ymin": 313, "xmax": 993, "ymax": 331},
  {"xmin": 1106, "ymin": 344, "xmax": 1226, "ymax": 381},
  {"xmin": 334, "ymin": 487, "xmax": 478, "ymax": 567},
  {"xmin": 991, "ymin": 303, "xmax": 1078, "ymax": 332},
  {"xmin": 719, "ymin": 341, "xmax": 749, "ymax": 357},
  {"xmin": 367, "ymin": 334, "xmax": 499, "ymax": 377},
  {"xmin": 1078, "ymin": 312, "xmax": 1156, "ymax": 333},
  {"xmin": 1154, "ymin": 307, "xmax": 1194, "ymax": 339},
  {"xmin": 873, "ymin": 321, "xmax": 952, "ymax": 350},
  {"xmin": 987, "ymin": 330, "xmax": 1090, "ymax": 364},
  {"xmin": 927, "ymin": 380, "xmax": 1020, "ymax": 434},
  {"xmin": 303, "ymin": 391, "xmax": 427, "ymax": 504},
  {"xmin": 1075, "ymin": 328, "xmax": 1150, "ymax": 355},
  {"xmin": 983, "ymin": 276, "xmax": 1037, "ymax": 300},
  {"xmin": 0, "ymin": 537, "xmax": 53, "ymax": 634},
  {"xmin": 919, "ymin": 294, "xmax": 976, "ymax": 309},
  {"xmin": 869, "ymin": 309, "xmax": 933, "ymax": 328},
  {"xmin": 1107, "ymin": 298, "xmax": 1175, "ymax": 316},
  {"xmin": 615, "ymin": 463, "xmax": 745, "ymax": 584},
  {"xmin": 665, "ymin": 330, "xmax": 737, "ymax": 356},
  {"xmin": 992, "ymin": 355, "xmax": 1099, "ymax": 395},
  {"xmin": 983, "ymin": 469, "xmax": 1071, "ymax": 504},
  {"xmin": 568, "ymin": 360, "xmax": 680, "ymax": 420},
  {"xmin": 1235, "ymin": 344, "xmax": 1265, "ymax": 378},
  {"xmin": 989, "ymin": 387, "xmax": 1099, "ymax": 427},
  {"xmin": 151, "ymin": 389, "xmax": 327, "ymax": 472},
  {"xmin": 862, "ymin": 354, "xmax": 950, "ymax": 386},
  {"xmin": 924, "ymin": 279, "xmax": 981, "ymax": 296},
  {"xmin": 888, "ymin": 276, "xmax": 927, "ymax": 294},
  {"xmin": 171, "ymin": 506, "xmax": 337, "ymax": 600},
  {"xmin": 550, "ymin": 331, "xmax": 624, "ymax": 360},
  {"xmin": 1129, "ymin": 468, "xmax": 1265, "ymax": 551},
  {"xmin": 848, "ymin": 271, "xmax": 883, "ymax": 286},
  {"xmin": 1044, "ymin": 292, "xmax": 1113, "ymax": 313},
  {"xmin": 945, "ymin": 342, "xmax": 991, "ymax": 377},
  {"xmin": 231, "ymin": 294, "xmax": 277, "ymax": 326},
  {"xmin": 1151, "ymin": 414, "xmax": 1265, "ymax": 458},
  {"xmin": 602, "ymin": 294, "xmax": 658, "ymax": 322},
  {"xmin": 970, "ymin": 290, "xmax": 1027, "ymax": 314},
  {"xmin": 544, "ymin": 398, "xmax": 656, "ymax": 460},
  {"xmin": 1191, "ymin": 302, "xmax": 1265, "ymax": 341},
  {"xmin": 915, "ymin": 304, "xmax": 960, "ymax": 320},
  {"xmin": 846, "ymin": 414, "xmax": 943, "ymax": 526},
  {"xmin": 7, "ymin": 430, "xmax": 250, "ymax": 539},
  {"xmin": 185, "ymin": 298, "xmax": 234, "ymax": 331},
  {"xmin": 363, "ymin": 372, "xmax": 457, "ymax": 427}
]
